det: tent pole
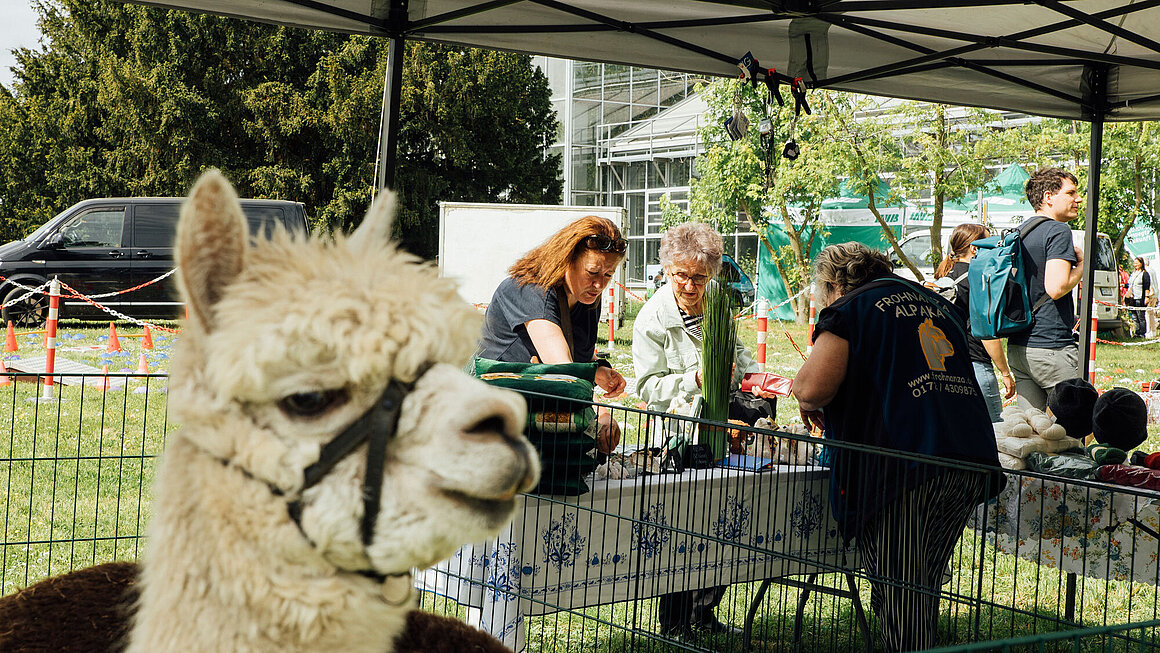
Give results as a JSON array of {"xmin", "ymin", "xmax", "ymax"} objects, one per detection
[
  {"xmin": 1078, "ymin": 66, "xmax": 1106, "ymax": 384},
  {"xmin": 375, "ymin": 35, "xmax": 405, "ymax": 193},
  {"xmin": 1069, "ymin": 64, "xmax": 1107, "ymax": 625},
  {"xmin": 374, "ymin": 0, "xmax": 409, "ymax": 194}
]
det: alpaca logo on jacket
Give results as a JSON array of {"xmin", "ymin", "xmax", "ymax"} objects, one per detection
[{"xmin": 918, "ymin": 318, "xmax": 954, "ymax": 371}]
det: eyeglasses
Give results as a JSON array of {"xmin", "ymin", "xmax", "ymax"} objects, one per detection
[
  {"xmin": 669, "ymin": 270, "xmax": 709, "ymax": 286},
  {"xmin": 583, "ymin": 234, "xmax": 628, "ymax": 253}
]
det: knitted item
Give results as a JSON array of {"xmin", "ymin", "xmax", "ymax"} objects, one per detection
[
  {"xmin": 1047, "ymin": 378, "xmax": 1099, "ymax": 439},
  {"xmin": 1092, "ymin": 387, "xmax": 1148, "ymax": 451},
  {"xmin": 1148, "ymin": 452, "xmax": 1160, "ymax": 470},
  {"xmin": 1099, "ymin": 464, "xmax": 1160, "ymax": 492},
  {"xmin": 1086, "ymin": 443, "xmax": 1127, "ymax": 466}
]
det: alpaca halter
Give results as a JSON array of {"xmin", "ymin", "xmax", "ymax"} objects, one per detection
[{"xmin": 284, "ymin": 363, "xmax": 433, "ymax": 577}]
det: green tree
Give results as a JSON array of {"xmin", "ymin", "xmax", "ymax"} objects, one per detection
[
  {"xmin": 662, "ymin": 78, "xmax": 843, "ymax": 322},
  {"xmin": 820, "ymin": 92, "xmax": 923, "ymax": 279},
  {"xmin": 0, "ymin": 0, "xmax": 561, "ymax": 257},
  {"xmin": 891, "ymin": 102, "xmax": 992, "ymax": 264}
]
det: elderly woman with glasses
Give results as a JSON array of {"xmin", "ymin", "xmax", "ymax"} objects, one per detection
[
  {"xmin": 631, "ymin": 222, "xmax": 760, "ymax": 641},
  {"xmin": 632, "ymin": 222, "xmax": 759, "ymax": 415},
  {"xmin": 477, "ymin": 216, "xmax": 628, "ymax": 451}
]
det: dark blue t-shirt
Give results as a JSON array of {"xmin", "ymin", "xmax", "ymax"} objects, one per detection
[
  {"xmin": 1008, "ymin": 218, "xmax": 1077, "ymax": 349},
  {"xmin": 814, "ymin": 275, "xmax": 1000, "ymax": 537},
  {"xmin": 477, "ymin": 277, "xmax": 599, "ymax": 364}
]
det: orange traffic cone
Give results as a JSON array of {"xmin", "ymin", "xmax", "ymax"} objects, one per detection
[
  {"xmin": 4, "ymin": 321, "xmax": 16, "ymax": 353},
  {"xmin": 141, "ymin": 325, "xmax": 154, "ymax": 350},
  {"xmin": 99, "ymin": 365, "xmax": 112, "ymax": 391},
  {"xmin": 136, "ymin": 353, "xmax": 149, "ymax": 376},
  {"xmin": 107, "ymin": 323, "xmax": 122, "ymax": 353},
  {"xmin": 0, "ymin": 360, "xmax": 10, "ymax": 387}
]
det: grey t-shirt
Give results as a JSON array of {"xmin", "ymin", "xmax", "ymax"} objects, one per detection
[
  {"xmin": 1008, "ymin": 217, "xmax": 1078, "ymax": 349},
  {"xmin": 477, "ymin": 277, "xmax": 599, "ymax": 363}
]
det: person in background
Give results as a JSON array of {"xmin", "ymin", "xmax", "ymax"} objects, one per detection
[
  {"xmin": 1007, "ymin": 167, "xmax": 1085, "ymax": 411},
  {"xmin": 1125, "ymin": 256, "xmax": 1152, "ymax": 338},
  {"xmin": 933, "ymin": 223, "xmax": 1016, "ymax": 421},
  {"xmin": 793, "ymin": 242, "xmax": 1002, "ymax": 652},
  {"xmin": 1147, "ymin": 257, "xmax": 1160, "ymax": 338},
  {"xmin": 477, "ymin": 216, "xmax": 628, "ymax": 452},
  {"xmin": 631, "ymin": 222, "xmax": 768, "ymax": 641}
]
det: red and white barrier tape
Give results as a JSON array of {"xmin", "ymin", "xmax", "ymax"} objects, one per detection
[
  {"xmin": 1095, "ymin": 299, "xmax": 1156, "ymax": 312},
  {"xmin": 616, "ymin": 282, "xmax": 647, "ymax": 303},
  {"xmin": 0, "ymin": 278, "xmax": 52, "ymax": 309},
  {"xmin": 56, "ymin": 280, "xmax": 180, "ymax": 334},
  {"xmin": 1096, "ymin": 336, "xmax": 1160, "ymax": 346},
  {"xmin": 2, "ymin": 268, "xmax": 177, "ymax": 304}
]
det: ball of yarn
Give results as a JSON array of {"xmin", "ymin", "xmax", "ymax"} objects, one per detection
[
  {"xmin": 1029, "ymin": 415, "xmax": 1054, "ymax": 434},
  {"xmin": 1008, "ymin": 423, "xmax": 1034, "ymax": 439},
  {"xmin": 1039, "ymin": 424, "xmax": 1067, "ymax": 441}
]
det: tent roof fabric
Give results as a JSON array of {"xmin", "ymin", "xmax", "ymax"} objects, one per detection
[{"xmin": 122, "ymin": 0, "xmax": 1160, "ymax": 121}]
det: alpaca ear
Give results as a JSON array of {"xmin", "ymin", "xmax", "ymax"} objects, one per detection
[
  {"xmin": 176, "ymin": 169, "xmax": 248, "ymax": 332},
  {"xmin": 348, "ymin": 190, "xmax": 397, "ymax": 252}
]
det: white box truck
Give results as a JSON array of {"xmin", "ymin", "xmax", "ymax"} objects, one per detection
[{"xmin": 437, "ymin": 202, "xmax": 627, "ymax": 320}]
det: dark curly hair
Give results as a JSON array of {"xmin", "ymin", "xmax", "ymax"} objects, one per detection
[{"xmin": 1025, "ymin": 167, "xmax": 1078, "ymax": 211}]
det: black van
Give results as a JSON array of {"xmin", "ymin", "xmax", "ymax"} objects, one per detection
[{"xmin": 0, "ymin": 197, "xmax": 308, "ymax": 327}]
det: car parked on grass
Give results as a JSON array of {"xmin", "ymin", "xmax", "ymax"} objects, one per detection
[{"xmin": 0, "ymin": 197, "xmax": 308, "ymax": 327}]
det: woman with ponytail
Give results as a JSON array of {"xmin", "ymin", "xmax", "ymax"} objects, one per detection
[{"xmin": 934, "ymin": 223, "xmax": 1015, "ymax": 421}]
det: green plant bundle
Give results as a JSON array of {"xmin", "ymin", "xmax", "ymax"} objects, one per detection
[{"xmin": 700, "ymin": 278, "xmax": 737, "ymax": 460}]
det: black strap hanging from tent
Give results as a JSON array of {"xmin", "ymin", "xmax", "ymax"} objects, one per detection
[{"xmin": 791, "ymin": 77, "xmax": 811, "ymax": 117}]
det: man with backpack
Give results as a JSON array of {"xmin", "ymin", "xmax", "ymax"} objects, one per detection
[{"xmin": 1007, "ymin": 167, "xmax": 1086, "ymax": 411}]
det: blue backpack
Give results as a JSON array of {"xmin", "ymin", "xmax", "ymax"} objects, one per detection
[{"xmin": 967, "ymin": 216, "xmax": 1052, "ymax": 339}]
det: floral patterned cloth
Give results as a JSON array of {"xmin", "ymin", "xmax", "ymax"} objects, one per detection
[
  {"xmin": 971, "ymin": 473, "xmax": 1160, "ymax": 584},
  {"xmin": 418, "ymin": 466, "xmax": 848, "ymax": 652}
]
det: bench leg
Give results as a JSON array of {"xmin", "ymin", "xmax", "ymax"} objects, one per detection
[
  {"xmin": 743, "ymin": 579, "xmax": 773, "ymax": 652},
  {"xmin": 844, "ymin": 572, "xmax": 873, "ymax": 652},
  {"xmin": 791, "ymin": 572, "xmax": 819, "ymax": 652}
]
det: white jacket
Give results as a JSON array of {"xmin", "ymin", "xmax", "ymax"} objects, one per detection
[{"xmin": 632, "ymin": 283, "xmax": 757, "ymax": 413}]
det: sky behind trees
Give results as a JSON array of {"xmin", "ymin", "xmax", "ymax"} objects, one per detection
[{"xmin": 0, "ymin": 0, "xmax": 40, "ymax": 88}]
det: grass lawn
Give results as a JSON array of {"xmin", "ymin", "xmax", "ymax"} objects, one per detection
[{"xmin": 1, "ymin": 314, "xmax": 1159, "ymax": 651}]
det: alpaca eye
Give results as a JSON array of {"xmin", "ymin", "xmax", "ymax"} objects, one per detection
[{"xmin": 278, "ymin": 389, "xmax": 348, "ymax": 417}]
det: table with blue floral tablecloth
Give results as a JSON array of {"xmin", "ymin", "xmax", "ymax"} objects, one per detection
[
  {"xmin": 972, "ymin": 473, "xmax": 1160, "ymax": 585},
  {"xmin": 417, "ymin": 465, "xmax": 848, "ymax": 651}
]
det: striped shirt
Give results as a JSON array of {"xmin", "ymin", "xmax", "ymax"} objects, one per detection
[{"xmin": 678, "ymin": 307, "xmax": 702, "ymax": 340}]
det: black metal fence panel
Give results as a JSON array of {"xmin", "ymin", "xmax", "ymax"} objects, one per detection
[{"xmin": 3, "ymin": 379, "xmax": 1159, "ymax": 651}]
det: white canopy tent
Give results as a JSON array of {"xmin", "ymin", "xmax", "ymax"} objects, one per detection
[{"xmin": 114, "ymin": 0, "xmax": 1160, "ymax": 421}]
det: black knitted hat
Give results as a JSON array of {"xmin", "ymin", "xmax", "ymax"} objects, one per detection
[
  {"xmin": 1047, "ymin": 378, "xmax": 1099, "ymax": 439},
  {"xmin": 1092, "ymin": 387, "xmax": 1148, "ymax": 452}
]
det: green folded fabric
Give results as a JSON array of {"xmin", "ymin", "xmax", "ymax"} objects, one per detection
[
  {"xmin": 1025, "ymin": 451, "xmax": 1101, "ymax": 480},
  {"xmin": 473, "ymin": 358, "xmax": 598, "ymax": 384}
]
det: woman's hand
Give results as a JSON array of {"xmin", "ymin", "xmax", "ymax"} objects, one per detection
[
  {"xmin": 596, "ymin": 407, "xmax": 621, "ymax": 453},
  {"xmin": 595, "ymin": 366, "xmax": 627, "ymax": 399},
  {"xmin": 751, "ymin": 387, "xmax": 781, "ymax": 400},
  {"xmin": 999, "ymin": 372, "xmax": 1016, "ymax": 399},
  {"xmin": 799, "ymin": 408, "xmax": 825, "ymax": 433}
]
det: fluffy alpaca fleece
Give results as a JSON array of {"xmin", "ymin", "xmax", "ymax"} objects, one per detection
[{"xmin": 119, "ymin": 170, "xmax": 538, "ymax": 653}]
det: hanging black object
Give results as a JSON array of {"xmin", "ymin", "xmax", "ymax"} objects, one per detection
[
  {"xmin": 782, "ymin": 140, "xmax": 800, "ymax": 160},
  {"xmin": 765, "ymin": 69, "xmax": 785, "ymax": 107}
]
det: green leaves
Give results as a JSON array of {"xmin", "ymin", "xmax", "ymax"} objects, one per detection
[
  {"xmin": 700, "ymin": 279, "xmax": 736, "ymax": 460},
  {"xmin": 0, "ymin": 2, "xmax": 560, "ymax": 256}
]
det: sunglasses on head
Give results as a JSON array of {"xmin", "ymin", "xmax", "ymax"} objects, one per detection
[{"xmin": 583, "ymin": 234, "xmax": 628, "ymax": 253}]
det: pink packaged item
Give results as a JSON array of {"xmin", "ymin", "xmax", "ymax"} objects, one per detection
[{"xmin": 740, "ymin": 372, "xmax": 793, "ymax": 397}]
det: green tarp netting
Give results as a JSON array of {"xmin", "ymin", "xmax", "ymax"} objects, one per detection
[{"xmin": 757, "ymin": 223, "xmax": 902, "ymax": 320}]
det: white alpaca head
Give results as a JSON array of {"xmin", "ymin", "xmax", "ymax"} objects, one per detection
[{"xmin": 168, "ymin": 170, "xmax": 539, "ymax": 578}]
